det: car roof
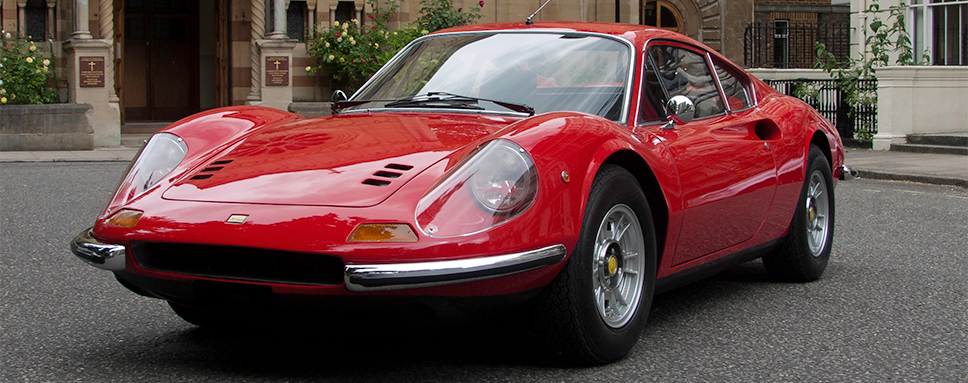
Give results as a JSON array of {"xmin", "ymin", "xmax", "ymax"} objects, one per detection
[
  {"xmin": 436, "ymin": 22, "xmax": 693, "ymax": 47},
  {"xmin": 434, "ymin": 22, "xmax": 741, "ymax": 70}
]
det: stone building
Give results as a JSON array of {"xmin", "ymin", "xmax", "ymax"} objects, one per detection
[{"xmin": 2, "ymin": 0, "xmax": 755, "ymax": 147}]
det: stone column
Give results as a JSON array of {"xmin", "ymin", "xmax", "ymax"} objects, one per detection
[
  {"xmin": 45, "ymin": 0, "xmax": 56, "ymax": 39},
  {"xmin": 247, "ymin": 0, "xmax": 266, "ymax": 103},
  {"xmin": 250, "ymin": 0, "xmax": 297, "ymax": 111},
  {"xmin": 63, "ymin": 0, "xmax": 120, "ymax": 147},
  {"xmin": 255, "ymin": 38, "xmax": 297, "ymax": 111},
  {"xmin": 99, "ymin": 0, "xmax": 119, "ymax": 104},
  {"xmin": 17, "ymin": 1, "xmax": 26, "ymax": 35},
  {"xmin": 267, "ymin": 0, "xmax": 287, "ymax": 39},
  {"xmin": 72, "ymin": 0, "xmax": 92, "ymax": 39}
]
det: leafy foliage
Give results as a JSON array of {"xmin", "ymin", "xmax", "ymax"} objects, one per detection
[
  {"xmin": 307, "ymin": 0, "xmax": 485, "ymax": 95},
  {"xmin": 0, "ymin": 31, "xmax": 58, "ymax": 105},
  {"xmin": 307, "ymin": 0, "xmax": 424, "ymax": 94},
  {"xmin": 811, "ymin": 0, "xmax": 927, "ymax": 142},
  {"xmin": 414, "ymin": 0, "xmax": 484, "ymax": 32}
]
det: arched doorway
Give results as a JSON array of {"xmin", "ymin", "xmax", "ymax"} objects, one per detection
[{"xmin": 641, "ymin": 0, "xmax": 684, "ymax": 34}]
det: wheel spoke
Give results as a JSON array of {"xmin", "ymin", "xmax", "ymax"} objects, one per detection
[
  {"xmin": 613, "ymin": 288, "xmax": 628, "ymax": 307},
  {"xmin": 615, "ymin": 218, "xmax": 631, "ymax": 242}
]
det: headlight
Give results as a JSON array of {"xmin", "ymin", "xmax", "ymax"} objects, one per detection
[
  {"xmin": 416, "ymin": 139, "xmax": 538, "ymax": 237},
  {"xmin": 103, "ymin": 133, "xmax": 187, "ymax": 216}
]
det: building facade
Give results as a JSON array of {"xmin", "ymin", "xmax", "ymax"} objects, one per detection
[{"xmin": 2, "ymin": 0, "xmax": 756, "ymax": 146}]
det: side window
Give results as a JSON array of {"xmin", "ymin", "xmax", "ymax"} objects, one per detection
[
  {"xmin": 647, "ymin": 45, "xmax": 725, "ymax": 119},
  {"xmin": 638, "ymin": 53, "xmax": 667, "ymax": 125},
  {"xmin": 713, "ymin": 59, "xmax": 752, "ymax": 111}
]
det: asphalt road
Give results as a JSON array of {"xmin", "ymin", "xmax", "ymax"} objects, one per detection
[{"xmin": 2, "ymin": 162, "xmax": 966, "ymax": 382}]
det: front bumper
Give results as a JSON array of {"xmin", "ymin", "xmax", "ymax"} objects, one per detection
[
  {"xmin": 71, "ymin": 228, "xmax": 126, "ymax": 271},
  {"xmin": 71, "ymin": 228, "xmax": 567, "ymax": 291},
  {"xmin": 344, "ymin": 244, "xmax": 567, "ymax": 291}
]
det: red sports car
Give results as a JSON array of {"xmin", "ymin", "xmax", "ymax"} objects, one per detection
[{"xmin": 72, "ymin": 22, "xmax": 847, "ymax": 364}]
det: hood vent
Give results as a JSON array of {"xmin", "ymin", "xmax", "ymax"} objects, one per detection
[
  {"xmin": 190, "ymin": 159, "xmax": 234, "ymax": 180},
  {"xmin": 362, "ymin": 163, "xmax": 414, "ymax": 187}
]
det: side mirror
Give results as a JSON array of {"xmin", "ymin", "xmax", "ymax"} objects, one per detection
[
  {"xmin": 663, "ymin": 95, "xmax": 695, "ymax": 129},
  {"xmin": 331, "ymin": 90, "xmax": 348, "ymax": 115},
  {"xmin": 332, "ymin": 90, "xmax": 348, "ymax": 103}
]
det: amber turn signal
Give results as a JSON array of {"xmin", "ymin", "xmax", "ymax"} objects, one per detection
[
  {"xmin": 105, "ymin": 209, "xmax": 143, "ymax": 228},
  {"xmin": 347, "ymin": 223, "xmax": 419, "ymax": 243}
]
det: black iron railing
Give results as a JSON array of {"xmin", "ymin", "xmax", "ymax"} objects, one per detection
[
  {"xmin": 745, "ymin": 23, "xmax": 851, "ymax": 69},
  {"xmin": 763, "ymin": 78, "xmax": 877, "ymax": 145}
]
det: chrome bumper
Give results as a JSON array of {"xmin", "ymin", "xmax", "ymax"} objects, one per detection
[
  {"xmin": 71, "ymin": 228, "xmax": 126, "ymax": 271},
  {"xmin": 344, "ymin": 244, "xmax": 567, "ymax": 292},
  {"xmin": 840, "ymin": 165, "xmax": 858, "ymax": 180}
]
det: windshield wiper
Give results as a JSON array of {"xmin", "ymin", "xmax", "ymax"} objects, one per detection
[
  {"xmin": 336, "ymin": 92, "xmax": 534, "ymax": 116},
  {"xmin": 384, "ymin": 92, "xmax": 485, "ymax": 111}
]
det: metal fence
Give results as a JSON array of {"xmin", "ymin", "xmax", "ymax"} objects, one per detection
[
  {"xmin": 763, "ymin": 78, "xmax": 877, "ymax": 145},
  {"xmin": 745, "ymin": 23, "xmax": 851, "ymax": 69}
]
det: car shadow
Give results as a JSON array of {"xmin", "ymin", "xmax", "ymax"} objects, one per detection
[{"xmin": 70, "ymin": 260, "xmax": 782, "ymax": 378}]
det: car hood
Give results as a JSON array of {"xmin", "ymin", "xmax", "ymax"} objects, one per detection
[{"xmin": 162, "ymin": 113, "xmax": 513, "ymax": 207}]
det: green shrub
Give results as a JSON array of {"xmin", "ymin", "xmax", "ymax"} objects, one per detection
[
  {"xmin": 307, "ymin": 0, "xmax": 423, "ymax": 94},
  {"xmin": 0, "ymin": 30, "xmax": 58, "ymax": 105},
  {"xmin": 414, "ymin": 0, "xmax": 484, "ymax": 32}
]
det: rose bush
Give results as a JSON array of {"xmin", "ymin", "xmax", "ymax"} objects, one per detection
[
  {"xmin": 307, "ymin": 0, "xmax": 485, "ymax": 94},
  {"xmin": 0, "ymin": 30, "xmax": 58, "ymax": 104},
  {"xmin": 307, "ymin": 0, "xmax": 423, "ymax": 94}
]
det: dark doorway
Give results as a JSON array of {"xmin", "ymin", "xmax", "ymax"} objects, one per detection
[{"xmin": 123, "ymin": 0, "xmax": 199, "ymax": 121}]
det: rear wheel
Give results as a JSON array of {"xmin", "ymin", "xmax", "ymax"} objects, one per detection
[
  {"xmin": 763, "ymin": 145, "xmax": 835, "ymax": 282},
  {"xmin": 533, "ymin": 165, "xmax": 657, "ymax": 364}
]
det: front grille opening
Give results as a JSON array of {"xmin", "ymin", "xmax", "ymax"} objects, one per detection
[
  {"xmin": 385, "ymin": 163, "xmax": 414, "ymax": 171},
  {"xmin": 190, "ymin": 174, "xmax": 214, "ymax": 180},
  {"xmin": 373, "ymin": 171, "xmax": 402, "ymax": 179},
  {"xmin": 211, "ymin": 160, "xmax": 234, "ymax": 165},
  {"xmin": 362, "ymin": 178, "xmax": 392, "ymax": 187},
  {"xmin": 201, "ymin": 166, "xmax": 225, "ymax": 172},
  {"xmin": 132, "ymin": 242, "xmax": 344, "ymax": 285}
]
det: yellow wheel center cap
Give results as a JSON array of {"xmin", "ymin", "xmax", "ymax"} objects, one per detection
[{"xmin": 607, "ymin": 256, "xmax": 618, "ymax": 275}]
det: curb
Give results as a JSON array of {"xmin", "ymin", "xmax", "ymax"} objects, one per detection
[{"xmin": 854, "ymin": 170, "xmax": 968, "ymax": 189}]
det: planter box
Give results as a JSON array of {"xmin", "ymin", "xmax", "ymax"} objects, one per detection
[{"xmin": 0, "ymin": 103, "xmax": 94, "ymax": 151}]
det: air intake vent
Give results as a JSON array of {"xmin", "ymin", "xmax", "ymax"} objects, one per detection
[
  {"xmin": 362, "ymin": 178, "xmax": 392, "ymax": 187},
  {"xmin": 361, "ymin": 163, "xmax": 414, "ymax": 187},
  {"xmin": 132, "ymin": 242, "xmax": 344, "ymax": 285},
  {"xmin": 190, "ymin": 159, "xmax": 233, "ymax": 180}
]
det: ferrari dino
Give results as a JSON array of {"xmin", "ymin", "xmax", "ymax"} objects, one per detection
[{"xmin": 72, "ymin": 21, "xmax": 847, "ymax": 364}]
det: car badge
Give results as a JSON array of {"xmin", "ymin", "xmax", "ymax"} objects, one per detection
[{"xmin": 226, "ymin": 214, "xmax": 248, "ymax": 224}]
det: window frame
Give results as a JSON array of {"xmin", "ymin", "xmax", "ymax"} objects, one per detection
[
  {"xmin": 908, "ymin": 0, "xmax": 967, "ymax": 65},
  {"xmin": 636, "ymin": 40, "xmax": 731, "ymax": 127}
]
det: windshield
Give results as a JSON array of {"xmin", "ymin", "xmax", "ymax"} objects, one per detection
[{"xmin": 351, "ymin": 32, "xmax": 632, "ymax": 121}]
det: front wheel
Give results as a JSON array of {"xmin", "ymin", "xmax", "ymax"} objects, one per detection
[
  {"xmin": 533, "ymin": 165, "xmax": 657, "ymax": 365},
  {"xmin": 763, "ymin": 145, "xmax": 835, "ymax": 282}
]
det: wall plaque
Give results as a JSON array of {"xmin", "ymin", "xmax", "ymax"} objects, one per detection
[
  {"xmin": 79, "ymin": 57, "xmax": 105, "ymax": 88},
  {"xmin": 265, "ymin": 56, "xmax": 290, "ymax": 86}
]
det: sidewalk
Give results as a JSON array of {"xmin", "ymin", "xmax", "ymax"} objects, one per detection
[
  {"xmin": 2, "ymin": 144, "xmax": 966, "ymax": 188},
  {"xmin": 844, "ymin": 148, "xmax": 967, "ymax": 188}
]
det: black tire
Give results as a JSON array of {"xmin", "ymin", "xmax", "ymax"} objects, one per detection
[
  {"xmin": 763, "ymin": 145, "xmax": 835, "ymax": 282},
  {"xmin": 533, "ymin": 165, "xmax": 657, "ymax": 365}
]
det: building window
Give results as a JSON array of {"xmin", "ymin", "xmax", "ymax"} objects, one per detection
[
  {"xmin": 24, "ymin": 0, "xmax": 48, "ymax": 41},
  {"xmin": 910, "ymin": 0, "xmax": 967, "ymax": 65},
  {"xmin": 641, "ymin": 0, "xmax": 684, "ymax": 34},
  {"xmin": 334, "ymin": 1, "xmax": 356, "ymax": 24},
  {"xmin": 288, "ymin": 1, "xmax": 307, "ymax": 41},
  {"xmin": 773, "ymin": 20, "xmax": 790, "ymax": 68}
]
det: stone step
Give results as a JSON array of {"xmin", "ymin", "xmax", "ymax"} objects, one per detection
[
  {"xmin": 891, "ymin": 143, "xmax": 968, "ymax": 156},
  {"xmin": 906, "ymin": 134, "xmax": 968, "ymax": 147},
  {"xmin": 121, "ymin": 134, "xmax": 151, "ymax": 149}
]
